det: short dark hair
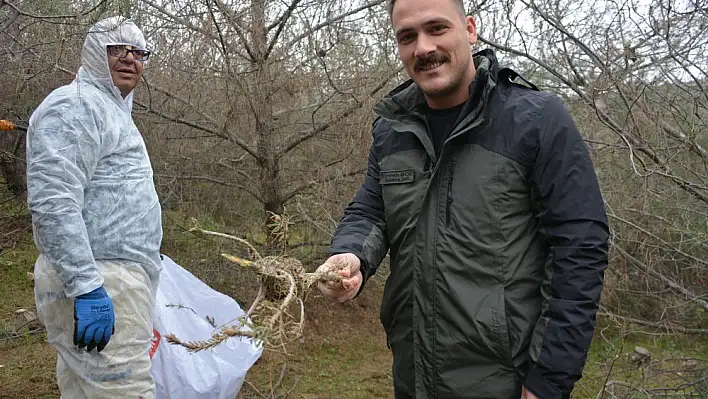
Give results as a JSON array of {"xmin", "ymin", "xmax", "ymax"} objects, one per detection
[{"xmin": 388, "ymin": 0, "xmax": 466, "ymax": 18}]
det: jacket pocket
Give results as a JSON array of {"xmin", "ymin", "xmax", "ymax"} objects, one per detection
[
  {"xmin": 380, "ymin": 168, "xmax": 426, "ymax": 233},
  {"xmin": 494, "ymin": 288, "xmax": 515, "ymax": 368}
]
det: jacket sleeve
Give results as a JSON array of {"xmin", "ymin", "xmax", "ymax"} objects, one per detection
[
  {"xmin": 523, "ymin": 95, "xmax": 610, "ymax": 398},
  {"xmin": 26, "ymin": 97, "xmax": 107, "ymax": 298},
  {"xmin": 327, "ymin": 119, "xmax": 389, "ymax": 293}
]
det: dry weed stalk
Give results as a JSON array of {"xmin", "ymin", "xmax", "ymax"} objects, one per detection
[{"xmin": 164, "ymin": 216, "xmax": 345, "ymax": 353}]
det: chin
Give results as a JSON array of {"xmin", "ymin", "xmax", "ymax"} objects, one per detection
[{"xmin": 419, "ymin": 81, "xmax": 455, "ymax": 97}]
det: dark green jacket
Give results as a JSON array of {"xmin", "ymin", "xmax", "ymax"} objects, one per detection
[{"xmin": 328, "ymin": 49, "xmax": 609, "ymax": 399}]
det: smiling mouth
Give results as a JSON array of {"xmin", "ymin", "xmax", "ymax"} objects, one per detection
[{"xmin": 418, "ymin": 62, "xmax": 445, "ymax": 72}]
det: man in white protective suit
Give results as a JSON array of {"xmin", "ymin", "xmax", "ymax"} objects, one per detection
[{"xmin": 26, "ymin": 16, "xmax": 162, "ymax": 398}]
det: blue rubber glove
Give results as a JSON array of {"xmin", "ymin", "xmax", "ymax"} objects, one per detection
[{"xmin": 73, "ymin": 286, "xmax": 115, "ymax": 353}]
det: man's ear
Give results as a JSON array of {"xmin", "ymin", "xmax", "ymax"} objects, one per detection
[{"xmin": 466, "ymin": 16, "xmax": 478, "ymax": 45}]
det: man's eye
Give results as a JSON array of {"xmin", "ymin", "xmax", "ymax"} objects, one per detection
[
  {"xmin": 432, "ymin": 25, "xmax": 446, "ymax": 32},
  {"xmin": 398, "ymin": 34, "xmax": 413, "ymax": 43}
]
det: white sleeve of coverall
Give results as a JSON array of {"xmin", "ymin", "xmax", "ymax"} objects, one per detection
[{"xmin": 26, "ymin": 96, "xmax": 111, "ymax": 298}]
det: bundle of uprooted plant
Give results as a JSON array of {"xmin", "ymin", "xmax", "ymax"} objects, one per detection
[{"xmin": 164, "ymin": 216, "xmax": 345, "ymax": 353}]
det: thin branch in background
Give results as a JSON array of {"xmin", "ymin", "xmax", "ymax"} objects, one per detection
[
  {"xmin": 281, "ymin": 65, "xmax": 402, "ymax": 155},
  {"xmin": 2, "ymin": 6, "xmax": 707, "ymax": 399},
  {"xmin": 282, "ymin": 167, "xmax": 366, "ymax": 202},
  {"xmin": 212, "ymin": 0, "xmax": 257, "ymax": 62},
  {"xmin": 0, "ymin": 0, "xmax": 108, "ymax": 21},
  {"xmin": 608, "ymin": 213, "xmax": 708, "ymax": 267},
  {"xmin": 611, "ymin": 242, "xmax": 708, "ymax": 312},
  {"xmin": 281, "ymin": 0, "xmax": 387, "ymax": 51},
  {"xmin": 156, "ymin": 174, "xmax": 263, "ymax": 202},
  {"xmin": 265, "ymin": 0, "xmax": 304, "ymax": 60},
  {"xmin": 599, "ymin": 310, "xmax": 708, "ymax": 335}
]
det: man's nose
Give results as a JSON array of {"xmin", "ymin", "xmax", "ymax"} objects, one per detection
[
  {"xmin": 414, "ymin": 34, "xmax": 436, "ymax": 58},
  {"xmin": 120, "ymin": 51, "xmax": 135, "ymax": 62}
]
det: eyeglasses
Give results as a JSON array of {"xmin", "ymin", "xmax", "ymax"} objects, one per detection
[{"xmin": 107, "ymin": 45, "xmax": 151, "ymax": 62}]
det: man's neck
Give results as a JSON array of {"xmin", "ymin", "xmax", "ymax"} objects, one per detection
[
  {"xmin": 424, "ymin": 67, "xmax": 478, "ymax": 110},
  {"xmin": 425, "ymin": 92, "xmax": 467, "ymax": 110}
]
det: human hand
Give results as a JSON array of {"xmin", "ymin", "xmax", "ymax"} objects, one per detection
[
  {"xmin": 521, "ymin": 386, "xmax": 539, "ymax": 399},
  {"xmin": 316, "ymin": 253, "xmax": 362, "ymax": 303},
  {"xmin": 73, "ymin": 285, "xmax": 115, "ymax": 353}
]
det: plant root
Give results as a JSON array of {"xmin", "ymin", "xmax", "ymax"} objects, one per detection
[{"xmin": 165, "ymin": 224, "xmax": 346, "ymax": 353}]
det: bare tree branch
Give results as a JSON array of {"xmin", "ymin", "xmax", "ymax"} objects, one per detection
[
  {"xmin": 280, "ymin": 65, "xmax": 402, "ymax": 155},
  {"xmin": 141, "ymin": 0, "xmax": 222, "ymax": 46},
  {"xmin": 612, "ymin": 243, "xmax": 708, "ymax": 312},
  {"xmin": 213, "ymin": 0, "xmax": 256, "ymax": 62},
  {"xmin": 265, "ymin": 0, "xmax": 304, "ymax": 60},
  {"xmin": 0, "ymin": 0, "xmax": 108, "ymax": 20},
  {"xmin": 281, "ymin": 0, "xmax": 387, "ymax": 51},
  {"xmin": 282, "ymin": 167, "xmax": 366, "ymax": 202},
  {"xmin": 599, "ymin": 310, "xmax": 708, "ymax": 335},
  {"xmin": 479, "ymin": 33, "xmax": 708, "ymax": 205},
  {"xmin": 156, "ymin": 173, "xmax": 262, "ymax": 202}
]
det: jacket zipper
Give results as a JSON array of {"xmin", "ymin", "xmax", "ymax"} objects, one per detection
[{"xmin": 445, "ymin": 160, "xmax": 456, "ymax": 226}]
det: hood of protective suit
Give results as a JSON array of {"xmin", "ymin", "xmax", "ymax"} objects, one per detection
[{"xmin": 77, "ymin": 16, "xmax": 148, "ymax": 111}]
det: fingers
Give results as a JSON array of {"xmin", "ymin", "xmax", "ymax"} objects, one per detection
[
  {"xmin": 75, "ymin": 321, "xmax": 89, "ymax": 349},
  {"xmin": 96, "ymin": 340, "xmax": 108, "ymax": 353},
  {"xmin": 339, "ymin": 253, "xmax": 361, "ymax": 275},
  {"xmin": 343, "ymin": 271, "xmax": 363, "ymax": 290},
  {"xmin": 75, "ymin": 324, "xmax": 112, "ymax": 353},
  {"xmin": 73, "ymin": 299, "xmax": 115, "ymax": 353},
  {"xmin": 315, "ymin": 253, "xmax": 363, "ymax": 303},
  {"xmin": 104, "ymin": 324, "xmax": 114, "ymax": 343},
  {"xmin": 87, "ymin": 326, "xmax": 105, "ymax": 352},
  {"xmin": 316, "ymin": 253, "xmax": 360, "ymax": 278},
  {"xmin": 97, "ymin": 323, "xmax": 113, "ymax": 352},
  {"xmin": 317, "ymin": 279, "xmax": 346, "ymax": 297},
  {"xmin": 317, "ymin": 269, "xmax": 362, "ymax": 303},
  {"xmin": 86, "ymin": 338, "xmax": 98, "ymax": 352},
  {"xmin": 82, "ymin": 323, "xmax": 98, "ymax": 350},
  {"xmin": 74, "ymin": 319, "xmax": 111, "ymax": 352},
  {"xmin": 96, "ymin": 324, "xmax": 115, "ymax": 352}
]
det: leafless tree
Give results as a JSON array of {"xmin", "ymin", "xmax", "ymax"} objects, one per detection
[
  {"xmin": 474, "ymin": 0, "xmax": 707, "ymax": 331},
  {"xmin": 2, "ymin": 0, "xmax": 705, "ymax": 336},
  {"xmin": 129, "ymin": 0, "xmax": 403, "ymax": 244}
]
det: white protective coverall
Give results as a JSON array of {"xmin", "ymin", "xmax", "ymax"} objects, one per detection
[{"xmin": 26, "ymin": 16, "xmax": 162, "ymax": 398}]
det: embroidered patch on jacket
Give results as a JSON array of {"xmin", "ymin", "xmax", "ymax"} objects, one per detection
[{"xmin": 380, "ymin": 169, "xmax": 415, "ymax": 185}]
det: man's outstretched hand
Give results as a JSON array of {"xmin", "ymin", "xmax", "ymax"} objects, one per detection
[{"xmin": 316, "ymin": 253, "xmax": 362, "ymax": 303}]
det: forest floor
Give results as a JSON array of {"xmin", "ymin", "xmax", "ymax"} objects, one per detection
[{"xmin": 1, "ymin": 203, "xmax": 706, "ymax": 399}]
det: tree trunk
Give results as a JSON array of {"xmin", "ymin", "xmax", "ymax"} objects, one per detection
[
  {"xmin": 0, "ymin": 131, "xmax": 26, "ymax": 199},
  {"xmin": 251, "ymin": 0, "xmax": 284, "ymax": 245}
]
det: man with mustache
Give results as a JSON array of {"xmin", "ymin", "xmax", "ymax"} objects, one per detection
[
  {"xmin": 26, "ymin": 16, "xmax": 162, "ymax": 398},
  {"xmin": 316, "ymin": 0, "xmax": 609, "ymax": 398}
]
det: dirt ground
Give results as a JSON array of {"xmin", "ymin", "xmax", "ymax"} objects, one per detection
[
  {"xmin": 0, "ymin": 211, "xmax": 394, "ymax": 398},
  {"xmin": 1, "ymin": 209, "xmax": 706, "ymax": 398},
  {"xmin": 0, "ymin": 274, "xmax": 394, "ymax": 399}
]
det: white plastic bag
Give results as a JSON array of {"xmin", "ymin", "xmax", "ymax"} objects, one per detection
[{"xmin": 150, "ymin": 255, "xmax": 263, "ymax": 399}]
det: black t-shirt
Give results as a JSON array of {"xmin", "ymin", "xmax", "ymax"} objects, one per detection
[{"xmin": 425, "ymin": 101, "xmax": 466, "ymax": 158}]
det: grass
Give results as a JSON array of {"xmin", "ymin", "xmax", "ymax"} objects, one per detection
[
  {"xmin": 0, "ymin": 203, "xmax": 706, "ymax": 398},
  {"xmin": 236, "ymin": 293, "xmax": 395, "ymax": 399},
  {"xmin": 576, "ymin": 331, "xmax": 708, "ymax": 398}
]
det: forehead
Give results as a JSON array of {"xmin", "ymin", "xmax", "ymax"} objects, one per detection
[
  {"xmin": 107, "ymin": 43, "xmax": 142, "ymax": 50},
  {"xmin": 391, "ymin": 0, "xmax": 462, "ymax": 20},
  {"xmin": 392, "ymin": 0, "xmax": 460, "ymax": 32}
]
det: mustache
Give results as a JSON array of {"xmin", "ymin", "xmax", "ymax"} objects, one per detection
[{"xmin": 415, "ymin": 53, "xmax": 449, "ymax": 70}]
